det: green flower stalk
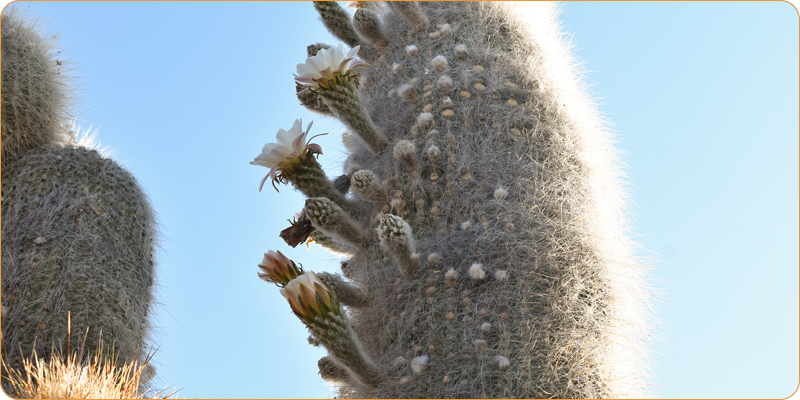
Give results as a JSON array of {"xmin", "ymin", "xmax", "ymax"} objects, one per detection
[
  {"xmin": 294, "ymin": 44, "xmax": 388, "ymax": 154},
  {"xmin": 304, "ymin": 197, "xmax": 373, "ymax": 249},
  {"xmin": 277, "ymin": 270, "xmax": 382, "ymax": 388}
]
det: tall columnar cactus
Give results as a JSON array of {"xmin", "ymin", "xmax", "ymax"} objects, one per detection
[
  {"xmin": 253, "ymin": 2, "xmax": 652, "ymax": 398},
  {"xmin": 1, "ymin": 9, "xmax": 158, "ymax": 388},
  {"xmin": 1, "ymin": 11, "xmax": 73, "ymax": 167}
]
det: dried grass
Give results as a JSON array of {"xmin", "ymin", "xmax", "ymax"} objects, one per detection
[{"xmin": 2, "ymin": 323, "xmax": 178, "ymax": 400}]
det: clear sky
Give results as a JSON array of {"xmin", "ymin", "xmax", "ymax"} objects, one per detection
[{"xmin": 3, "ymin": 1, "xmax": 798, "ymax": 399}]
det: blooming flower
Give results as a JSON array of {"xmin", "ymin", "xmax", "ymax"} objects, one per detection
[
  {"xmin": 250, "ymin": 118, "xmax": 326, "ymax": 191},
  {"xmin": 294, "ymin": 44, "xmax": 370, "ymax": 91},
  {"xmin": 257, "ymin": 250, "xmax": 303, "ymax": 287},
  {"xmin": 279, "ymin": 271, "xmax": 339, "ymax": 323}
]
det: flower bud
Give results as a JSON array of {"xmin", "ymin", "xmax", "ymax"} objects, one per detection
[
  {"xmin": 280, "ymin": 271, "xmax": 339, "ymax": 322},
  {"xmin": 257, "ymin": 250, "xmax": 303, "ymax": 286}
]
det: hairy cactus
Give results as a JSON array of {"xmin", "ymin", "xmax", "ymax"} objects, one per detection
[
  {"xmin": 254, "ymin": 2, "xmax": 652, "ymax": 398},
  {"xmin": 1, "ymin": 9, "xmax": 158, "ymax": 390},
  {"xmin": 1, "ymin": 11, "xmax": 73, "ymax": 168}
]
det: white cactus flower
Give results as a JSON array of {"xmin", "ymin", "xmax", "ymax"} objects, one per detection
[
  {"xmin": 294, "ymin": 43, "xmax": 370, "ymax": 91},
  {"xmin": 250, "ymin": 119, "xmax": 326, "ymax": 191}
]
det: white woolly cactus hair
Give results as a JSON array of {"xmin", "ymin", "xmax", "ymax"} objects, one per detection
[
  {"xmin": 1, "ymin": 7, "xmax": 76, "ymax": 166},
  {"xmin": 275, "ymin": 1, "xmax": 656, "ymax": 398}
]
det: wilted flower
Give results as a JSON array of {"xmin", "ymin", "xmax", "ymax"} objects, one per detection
[
  {"xmin": 280, "ymin": 271, "xmax": 340, "ymax": 323},
  {"xmin": 257, "ymin": 250, "xmax": 303, "ymax": 287},
  {"xmin": 280, "ymin": 213, "xmax": 316, "ymax": 248},
  {"xmin": 294, "ymin": 44, "xmax": 370, "ymax": 91},
  {"xmin": 250, "ymin": 119, "xmax": 326, "ymax": 191}
]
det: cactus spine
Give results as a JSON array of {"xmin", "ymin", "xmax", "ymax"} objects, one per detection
[
  {"xmin": 1, "ymin": 9, "xmax": 158, "ymax": 390},
  {"xmin": 255, "ymin": 2, "xmax": 652, "ymax": 398}
]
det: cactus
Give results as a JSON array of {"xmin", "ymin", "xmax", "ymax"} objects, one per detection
[
  {"xmin": 1, "ymin": 11, "xmax": 73, "ymax": 168},
  {"xmin": 1, "ymin": 9, "xmax": 158, "ymax": 390},
  {"xmin": 253, "ymin": 2, "xmax": 652, "ymax": 398}
]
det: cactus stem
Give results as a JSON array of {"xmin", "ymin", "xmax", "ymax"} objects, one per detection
[
  {"xmin": 317, "ymin": 272, "xmax": 370, "ymax": 308},
  {"xmin": 305, "ymin": 197, "xmax": 373, "ymax": 249},
  {"xmin": 310, "ymin": 312, "xmax": 382, "ymax": 388},
  {"xmin": 351, "ymin": 170, "xmax": 389, "ymax": 203},
  {"xmin": 318, "ymin": 81, "xmax": 388, "ymax": 154},
  {"xmin": 353, "ymin": 8, "xmax": 389, "ymax": 49},
  {"xmin": 377, "ymin": 214, "xmax": 420, "ymax": 280},
  {"xmin": 389, "ymin": 2, "xmax": 429, "ymax": 31},
  {"xmin": 284, "ymin": 155, "xmax": 353, "ymax": 213}
]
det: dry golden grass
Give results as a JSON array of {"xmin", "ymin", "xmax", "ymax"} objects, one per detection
[
  {"xmin": 1, "ymin": 315, "xmax": 179, "ymax": 399},
  {"xmin": 2, "ymin": 348, "xmax": 179, "ymax": 399}
]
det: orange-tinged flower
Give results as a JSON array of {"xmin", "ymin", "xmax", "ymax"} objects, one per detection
[
  {"xmin": 279, "ymin": 271, "xmax": 338, "ymax": 322},
  {"xmin": 257, "ymin": 250, "xmax": 303, "ymax": 287}
]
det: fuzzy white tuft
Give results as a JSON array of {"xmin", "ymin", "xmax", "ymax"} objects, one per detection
[
  {"xmin": 397, "ymin": 84, "xmax": 417, "ymax": 103},
  {"xmin": 392, "ymin": 62, "xmax": 405, "ymax": 75},
  {"xmin": 469, "ymin": 263, "xmax": 485, "ymax": 280},
  {"xmin": 444, "ymin": 268, "xmax": 458, "ymax": 284},
  {"xmin": 441, "ymin": 96, "xmax": 454, "ymax": 108},
  {"xmin": 494, "ymin": 186, "xmax": 508, "ymax": 200},
  {"xmin": 431, "ymin": 55, "xmax": 449, "ymax": 72},
  {"xmin": 426, "ymin": 145, "xmax": 441, "ymax": 161},
  {"xmin": 436, "ymin": 75, "xmax": 453, "ymax": 93},
  {"xmin": 495, "ymin": 270, "xmax": 508, "ymax": 281},
  {"xmin": 417, "ymin": 113, "xmax": 435, "ymax": 132},
  {"xmin": 410, "ymin": 355, "xmax": 429, "ymax": 375},
  {"xmin": 494, "ymin": 355, "xmax": 510, "ymax": 371},
  {"xmin": 455, "ymin": 44, "xmax": 468, "ymax": 60}
]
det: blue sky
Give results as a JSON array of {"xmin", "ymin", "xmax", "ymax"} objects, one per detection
[{"xmin": 3, "ymin": 1, "xmax": 798, "ymax": 398}]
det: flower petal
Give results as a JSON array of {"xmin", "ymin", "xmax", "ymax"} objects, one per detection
[
  {"xmin": 306, "ymin": 143, "xmax": 323, "ymax": 155},
  {"xmin": 276, "ymin": 129, "xmax": 297, "ymax": 148},
  {"xmin": 346, "ymin": 45, "xmax": 360, "ymax": 59},
  {"xmin": 258, "ymin": 174, "xmax": 269, "ymax": 192},
  {"xmin": 260, "ymin": 142, "xmax": 279, "ymax": 155}
]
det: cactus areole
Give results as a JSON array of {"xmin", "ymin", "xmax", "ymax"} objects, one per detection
[{"xmin": 253, "ymin": 2, "xmax": 653, "ymax": 398}]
